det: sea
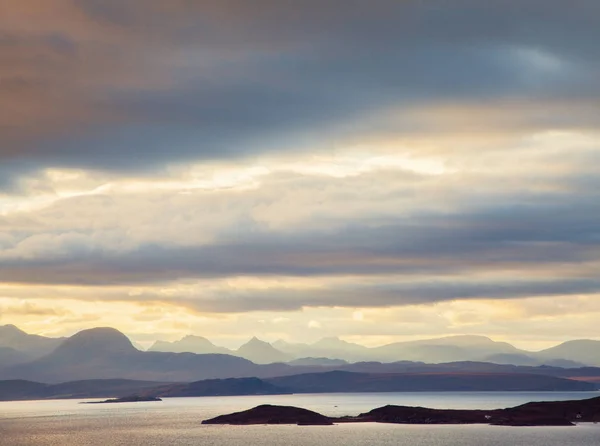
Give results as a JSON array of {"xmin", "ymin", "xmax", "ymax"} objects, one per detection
[{"xmin": 1, "ymin": 392, "xmax": 599, "ymax": 445}]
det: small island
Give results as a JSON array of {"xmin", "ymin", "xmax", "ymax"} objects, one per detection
[
  {"xmin": 83, "ymin": 395, "xmax": 162, "ymax": 404},
  {"xmin": 202, "ymin": 395, "xmax": 600, "ymax": 427},
  {"xmin": 202, "ymin": 405, "xmax": 334, "ymax": 425}
]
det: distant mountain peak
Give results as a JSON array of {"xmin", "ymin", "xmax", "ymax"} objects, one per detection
[
  {"xmin": 247, "ymin": 336, "xmax": 266, "ymax": 344},
  {"xmin": 0, "ymin": 324, "xmax": 26, "ymax": 335},
  {"xmin": 55, "ymin": 327, "xmax": 137, "ymax": 356},
  {"xmin": 236, "ymin": 337, "xmax": 290, "ymax": 364},
  {"xmin": 182, "ymin": 334, "xmax": 210, "ymax": 341},
  {"xmin": 148, "ymin": 335, "xmax": 231, "ymax": 355},
  {"xmin": 313, "ymin": 336, "xmax": 361, "ymax": 349}
]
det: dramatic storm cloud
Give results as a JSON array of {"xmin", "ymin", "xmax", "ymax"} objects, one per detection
[{"xmin": 0, "ymin": 0, "xmax": 598, "ymax": 348}]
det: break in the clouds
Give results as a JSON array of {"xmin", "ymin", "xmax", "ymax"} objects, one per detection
[{"xmin": 0, "ymin": 0, "xmax": 599, "ymax": 347}]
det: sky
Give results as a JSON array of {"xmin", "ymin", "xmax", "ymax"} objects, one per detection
[{"xmin": 0, "ymin": 0, "xmax": 599, "ymax": 350}]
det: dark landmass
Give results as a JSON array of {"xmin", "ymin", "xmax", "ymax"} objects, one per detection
[
  {"xmin": 202, "ymin": 404, "xmax": 334, "ymax": 425},
  {"xmin": 331, "ymin": 360, "xmax": 600, "ymax": 382},
  {"xmin": 136, "ymin": 371, "xmax": 596, "ymax": 400},
  {"xmin": 265, "ymin": 370, "xmax": 597, "ymax": 393},
  {"xmin": 203, "ymin": 396, "xmax": 600, "ymax": 427},
  {"xmin": 84, "ymin": 395, "xmax": 162, "ymax": 404},
  {"xmin": 145, "ymin": 377, "xmax": 290, "ymax": 398},
  {"xmin": 1, "ymin": 369, "xmax": 596, "ymax": 402},
  {"xmin": 0, "ymin": 379, "xmax": 170, "ymax": 401}
]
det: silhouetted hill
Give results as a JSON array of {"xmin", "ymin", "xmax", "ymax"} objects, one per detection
[
  {"xmin": 145, "ymin": 377, "xmax": 290, "ymax": 397},
  {"xmin": 357, "ymin": 397, "xmax": 600, "ymax": 426},
  {"xmin": 0, "ymin": 380, "xmax": 48, "ymax": 400},
  {"xmin": 236, "ymin": 337, "xmax": 291, "ymax": 364},
  {"xmin": 0, "ymin": 325, "xmax": 64, "ymax": 358},
  {"xmin": 203, "ymin": 404, "xmax": 334, "ymax": 425},
  {"xmin": 266, "ymin": 370, "xmax": 597, "ymax": 392},
  {"xmin": 327, "ymin": 360, "xmax": 600, "ymax": 383},
  {"xmin": 535, "ymin": 340, "xmax": 600, "ymax": 366},
  {"xmin": 53, "ymin": 327, "xmax": 138, "ymax": 357}
]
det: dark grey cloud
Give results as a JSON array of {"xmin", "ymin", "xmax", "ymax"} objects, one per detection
[
  {"xmin": 167, "ymin": 277, "xmax": 600, "ymax": 313},
  {"xmin": 14, "ymin": 276, "xmax": 600, "ymax": 314},
  {"xmin": 1, "ymin": 0, "xmax": 599, "ymax": 188},
  {"xmin": 1, "ymin": 184, "xmax": 598, "ymax": 289}
]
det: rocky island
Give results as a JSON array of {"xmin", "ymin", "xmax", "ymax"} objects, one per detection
[
  {"xmin": 202, "ymin": 404, "xmax": 334, "ymax": 425},
  {"xmin": 84, "ymin": 395, "xmax": 162, "ymax": 404},
  {"xmin": 202, "ymin": 395, "xmax": 600, "ymax": 427}
]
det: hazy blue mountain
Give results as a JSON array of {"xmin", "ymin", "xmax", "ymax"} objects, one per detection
[
  {"xmin": 122, "ymin": 334, "xmax": 600, "ymax": 367},
  {"xmin": 0, "ymin": 328, "xmax": 292, "ymax": 383},
  {"xmin": 236, "ymin": 337, "xmax": 291, "ymax": 364},
  {"xmin": 0, "ymin": 324, "xmax": 64, "ymax": 358},
  {"xmin": 274, "ymin": 337, "xmax": 370, "ymax": 362},
  {"xmin": 367, "ymin": 335, "xmax": 521, "ymax": 363},
  {"xmin": 274, "ymin": 335, "xmax": 528, "ymax": 364},
  {"xmin": 0, "ymin": 347, "xmax": 32, "ymax": 367},
  {"xmin": 484, "ymin": 353, "xmax": 542, "ymax": 366},
  {"xmin": 287, "ymin": 357, "xmax": 348, "ymax": 366},
  {"xmin": 485, "ymin": 353, "xmax": 586, "ymax": 368},
  {"xmin": 534, "ymin": 340, "xmax": 600, "ymax": 366},
  {"xmin": 149, "ymin": 335, "xmax": 232, "ymax": 355},
  {"xmin": 271, "ymin": 339, "xmax": 309, "ymax": 356},
  {"xmin": 542, "ymin": 358, "xmax": 589, "ymax": 368}
]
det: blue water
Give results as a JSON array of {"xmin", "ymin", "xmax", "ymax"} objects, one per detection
[{"xmin": 1, "ymin": 392, "xmax": 599, "ymax": 445}]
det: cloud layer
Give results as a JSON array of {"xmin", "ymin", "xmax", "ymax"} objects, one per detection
[{"xmin": 0, "ymin": 0, "xmax": 599, "ymax": 346}]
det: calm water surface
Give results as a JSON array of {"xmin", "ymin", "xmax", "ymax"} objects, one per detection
[{"xmin": 1, "ymin": 392, "xmax": 599, "ymax": 445}]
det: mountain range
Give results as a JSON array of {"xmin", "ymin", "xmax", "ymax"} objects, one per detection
[
  {"xmin": 2, "ymin": 324, "xmax": 600, "ymax": 384},
  {"xmin": 0, "ymin": 327, "xmax": 296, "ymax": 383},
  {"xmin": 1, "ymin": 369, "xmax": 596, "ymax": 402},
  {"xmin": 0, "ymin": 325, "xmax": 64, "ymax": 361},
  {"xmin": 1, "ymin": 325, "xmax": 600, "ymax": 399},
  {"xmin": 151, "ymin": 331, "xmax": 597, "ymax": 367}
]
